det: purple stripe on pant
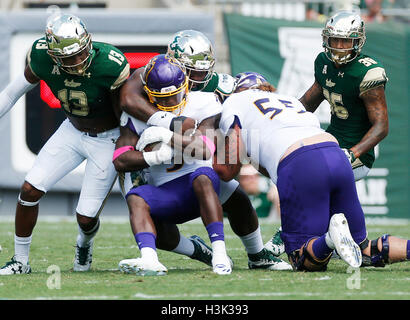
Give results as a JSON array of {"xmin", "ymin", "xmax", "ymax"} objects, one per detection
[
  {"xmin": 126, "ymin": 167, "xmax": 220, "ymax": 224},
  {"xmin": 277, "ymin": 142, "xmax": 367, "ymax": 254}
]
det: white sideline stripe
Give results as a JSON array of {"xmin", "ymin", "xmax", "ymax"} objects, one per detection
[
  {"xmin": 134, "ymin": 292, "xmax": 322, "ymax": 299},
  {"xmin": 368, "ymin": 168, "xmax": 389, "ymax": 176},
  {"xmin": 34, "ymin": 295, "xmax": 120, "ymax": 300},
  {"xmin": 363, "ymin": 206, "xmax": 388, "ymax": 215}
]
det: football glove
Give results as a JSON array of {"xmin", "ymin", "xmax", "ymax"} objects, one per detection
[
  {"xmin": 142, "ymin": 142, "xmax": 173, "ymax": 166},
  {"xmin": 136, "ymin": 126, "xmax": 173, "ymax": 151},
  {"xmin": 342, "ymin": 148, "xmax": 356, "ymax": 164}
]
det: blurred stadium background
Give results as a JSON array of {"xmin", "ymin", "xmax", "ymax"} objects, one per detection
[{"xmin": 0, "ymin": 0, "xmax": 408, "ymax": 221}]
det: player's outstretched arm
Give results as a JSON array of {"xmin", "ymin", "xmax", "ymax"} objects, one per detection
[
  {"xmin": 349, "ymin": 86, "xmax": 389, "ymax": 159},
  {"xmin": 0, "ymin": 65, "xmax": 38, "ymax": 118},
  {"xmin": 299, "ymin": 80, "xmax": 325, "ymax": 113},
  {"xmin": 119, "ymin": 68, "xmax": 158, "ymax": 122}
]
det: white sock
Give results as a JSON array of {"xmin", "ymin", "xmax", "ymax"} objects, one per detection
[
  {"xmin": 211, "ymin": 240, "xmax": 227, "ymax": 257},
  {"xmin": 171, "ymin": 235, "xmax": 195, "ymax": 257},
  {"xmin": 14, "ymin": 235, "xmax": 32, "ymax": 265},
  {"xmin": 76, "ymin": 220, "xmax": 99, "ymax": 248},
  {"xmin": 325, "ymin": 232, "xmax": 335, "ymax": 250},
  {"xmin": 140, "ymin": 247, "xmax": 159, "ymax": 261},
  {"xmin": 239, "ymin": 226, "xmax": 264, "ymax": 254}
]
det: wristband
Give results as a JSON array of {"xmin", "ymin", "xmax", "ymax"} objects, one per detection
[
  {"xmin": 200, "ymin": 135, "xmax": 216, "ymax": 155},
  {"xmin": 142, "ymin": 151, "xmax": 158, "ymax": 166},
  {"xmin": 112, "ymin": 145, "xmax": 135, "ymax": 162}
]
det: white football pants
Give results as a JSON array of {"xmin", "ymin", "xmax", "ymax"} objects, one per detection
[{"xmin": 25, "ymin": 119, "xmax": 119, "ymax": 218}]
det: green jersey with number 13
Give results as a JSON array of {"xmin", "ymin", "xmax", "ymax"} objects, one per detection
[
  {"xmin": 314, "ymin": 52, "xmax": 388, "ymax": 168},
  {"xmin": 27, "ymin": 38, "xmax": 130, "ymax": 119}
]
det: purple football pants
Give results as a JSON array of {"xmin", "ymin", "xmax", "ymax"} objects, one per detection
[
  {"xmin": 277, "ymin": 142, "xmax": 367, "ymax": 254},
  {"xmin": 126, "ymin": 167, "xmax": 220, "ymax": 224}
]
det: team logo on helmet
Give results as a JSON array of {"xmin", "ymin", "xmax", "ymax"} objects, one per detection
[{"xmin": 167, "ymin": 30, "xmax": 215, "ymax": 89}]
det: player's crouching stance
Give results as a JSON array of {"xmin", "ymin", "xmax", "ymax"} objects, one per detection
[
  {"xmin": 0, "ymin": 14, "xmax": 129, "ymax": 275},
  {"xmin": 113, "ymin": 55, "xmax": 232, "ymax": 275},
  {"xmin": 214, "ymin": 73, "xmax": 410, "ymax": 272}
]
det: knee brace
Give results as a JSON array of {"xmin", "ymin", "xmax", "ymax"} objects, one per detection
[
  {"xmin": 18, "ymin": 193, "xmax": 40, "ymax": 207},
  {"xmin": 360, "ymin": 234, "xmax": 390, "ymax": 267},
  {"xmin": 288, "ymin": 242, "xmax": 331, "ymax": 272}
]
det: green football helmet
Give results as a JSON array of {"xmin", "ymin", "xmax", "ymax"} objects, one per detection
[
  {"xmin": 45, "ymin": 14, "xmax": 93, "ymax": 76},
  {"xmin": 167, "ymin": 30, "xmax": 215, "ymax": 89},
  {"xmin": 322, "ymin": 10, "xmax": 366, "ymax": 64}
]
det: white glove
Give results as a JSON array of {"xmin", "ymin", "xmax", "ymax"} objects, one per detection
[
  {"xmin": 142, "ymin": 142, "xmax": 173, "ymax": 166},
  {"xmin": 136, "ymin": 126, "xmax": 174, "ymax": 151}
]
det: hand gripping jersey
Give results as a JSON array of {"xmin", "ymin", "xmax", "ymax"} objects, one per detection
[
  {"xmin": 27, "ymin": 38, "xmax": 130, "ymax": 119},
  {"xmin": 193, "ymin": 72, "xmax": 236, "ymax": 102},
  {"xmin": 220, "ymin": 89, "xmax": 323, "ymax": 184},
  {"xmin": 314, "ymin": 52, "xmax": 388, "ymax": 168},
  {"xmin": 121, "ymin": 91, "xmax": 222, "ymax": 188}
]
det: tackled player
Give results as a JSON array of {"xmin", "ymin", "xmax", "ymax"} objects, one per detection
[{"xmin": 118, "ymin": 30, "xmax": 289, "ymax": 271}]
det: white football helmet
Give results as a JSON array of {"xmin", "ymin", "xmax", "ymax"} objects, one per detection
[
  {"xmin": 167, "ymin": 30, "xmax": 215, "ymax": 89},
  {"xmin": 322, "ymin": 10, "xmax": 366, "ymax": 64},
  {"xmin": 45, "ymin": 14, "xmax": 93, "ymax": 75}
]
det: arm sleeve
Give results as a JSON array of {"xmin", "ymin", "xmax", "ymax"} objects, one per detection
[{"xmin": 0, "ymin": 73, "xmax": 38, "ymax": 118}]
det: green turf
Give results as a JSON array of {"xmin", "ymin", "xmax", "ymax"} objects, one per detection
[{"xmin": 0, "ymin": 218, "xmax": 409, "ymax": 300}]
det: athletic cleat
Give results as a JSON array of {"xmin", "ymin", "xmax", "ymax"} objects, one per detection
[
  {"xmin": 189, "ymin": 235, "xmax": 213, "ymax": 266},
  {"xmin": 0, "ymin": 256, "xmax": 31, "ymax": 275},
  {"xmin": 118, "ymin": 258, "xmax": 167, "ymax": 276},
  {"xmin": 328, "ymin": 213, "xmax": 362, "ymax": 268},
  {"xmin": 264, "ymin": 227, "xmax": 285, "ymax": 257},
  {"xmin": 248, "ymin": 248, "xmax": 292, "ymax": 271},
  {"xmin": 73, "ymin": 240, "xmax": 93, "ymax": 272}
]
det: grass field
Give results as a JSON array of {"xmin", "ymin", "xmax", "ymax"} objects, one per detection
[{"xmin": 0, "ymin": 216, "xmax": 409, "ymax": 301}]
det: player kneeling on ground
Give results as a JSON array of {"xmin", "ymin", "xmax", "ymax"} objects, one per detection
[{"xmin": 214, "ymin": 72, "xmax": 410, "ymax": 271}]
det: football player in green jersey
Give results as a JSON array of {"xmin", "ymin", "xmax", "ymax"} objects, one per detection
[
  {"xmin": 167, "ymin": 30, "xmax": 236, "ymax": 102},
  {"xmin": 118, "ymin": 30, "xmax": 289, "ymax": 271},
  {"xmin": 299, "ymin": 10, "xmax": 389, "ymax": 181},
  {"xmin": 0, "ymin": 14, "xmax": 129, "ymax": 275}
]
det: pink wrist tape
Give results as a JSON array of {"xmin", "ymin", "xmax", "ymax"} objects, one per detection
[
  {"xmin": 200, "ymin": 135, "xmax": 216, "ymax": 155},
  {"xmin": 112, "ymin": 145, "xmax": 135, "ymax": 162}
]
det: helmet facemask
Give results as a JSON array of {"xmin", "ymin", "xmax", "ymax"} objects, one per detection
[
  {"xmin": 45, "ymin": 14, "xmax": 94, "ymax": 76},
  {"xmin": 144, "ymin": 77, "xmax": 189, "ymax": 116},
  {"xmin": 322, "ymin": 11, "xmax": 366, "ymax": 65},
  {"xmin": 142, "ymin": 54, "xmax": 189, "ymax": 116}
]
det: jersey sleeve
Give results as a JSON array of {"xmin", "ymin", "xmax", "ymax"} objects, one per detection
[
  {"xmin": 120, "ymin": 111, "xmax": 146, "ymax": 136},
  {"xmin": 203, "ymin": 92, "xmax": 223, "ymax": 118},
  {"xmin": 27, "ymin": 38, "xmax": 50, "ymax": 79},
  {"xmin": 359, "ymin": 66, "xmax": 388, "ymax": 96},
  {"xmin": 313, "ymin": 53, "xmax": 324, "ymax": 82},
  {"xmin": 219, "ymin": 96, "xmax": 240, "ymax": 136},
  {"xmin": 98, "ymin": 43, "xmax": 130, "ymax": 91},
  {"xmin": 215, "ymin": 73, "xmax": 236, "ymax": 101}
]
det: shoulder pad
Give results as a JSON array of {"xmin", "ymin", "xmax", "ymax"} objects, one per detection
[
  {"xmin": 216, "ymin": 73, "xmax": 236, "ymax": 95},
  {"xmin": 359, "ymin": 67, "xmax": 388, "ymax": 94}
]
